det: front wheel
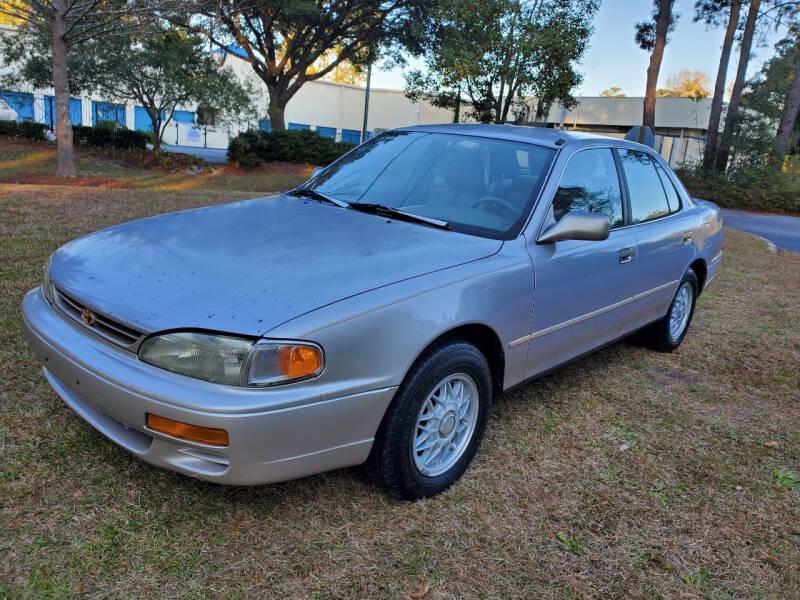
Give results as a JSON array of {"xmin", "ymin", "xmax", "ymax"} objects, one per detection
[
  {"xmin": 644, "ymin": 268, "xmax": 699, "ymax": 352},
  {"xmin": 365, "ymin": 340, "xmax": 492, "ymax": 500}
]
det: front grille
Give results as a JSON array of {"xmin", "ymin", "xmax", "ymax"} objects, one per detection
[{"xmin": 54, "ymin": 287, "xmax": 144, "ymax": 350}]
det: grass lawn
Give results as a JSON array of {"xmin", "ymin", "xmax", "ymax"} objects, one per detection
[
  {"xmin": 0, "ymin": 135, "xmax": 311, "ymax": 194},
  {"xmin": 1, "ymin": 137, "xmax": 799, "ymax": 599}
]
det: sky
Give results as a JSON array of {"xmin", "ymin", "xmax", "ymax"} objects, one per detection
[{"xmin": 368, "ymin": 0, "xmax": 786, "ymax": 96}]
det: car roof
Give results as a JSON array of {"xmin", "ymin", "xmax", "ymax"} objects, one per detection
[{"xmin": 393, "ymin": 123, "xmax": 647, "ymax": 151}]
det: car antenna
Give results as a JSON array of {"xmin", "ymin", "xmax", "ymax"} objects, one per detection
[{"xmin": 555, "ymin": 137, "xmax": 566, "ymax": 146}]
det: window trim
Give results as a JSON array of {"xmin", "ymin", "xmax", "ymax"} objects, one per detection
[
  {"xmin": 543, "ymin": 145, "xmax": 629, "ymax": 233},
  {"xmin": 653, "ymin": 160, "xmax": 683, "ymax": 214},
  {"xmin": 614, "ymin": 147, "xmax": 678, "ymax": 227}
]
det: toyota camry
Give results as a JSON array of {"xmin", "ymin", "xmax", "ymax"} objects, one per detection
[{"xmin": 22, "ymin": 124, "xmax": 723, "ymax": 500}]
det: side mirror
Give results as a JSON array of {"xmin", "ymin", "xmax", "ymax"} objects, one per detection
[
  {"xmin": 309, "ymin": 166, "xmax": 324, "ymax": 180},
  {"xmin": 537, "ymin": 211, "xmax": 610, "ymax": 244}
]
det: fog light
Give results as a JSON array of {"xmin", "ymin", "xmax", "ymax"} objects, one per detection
[{"xmin": 146, "ymin": 413, "xmax": 229, "ymax": 446}]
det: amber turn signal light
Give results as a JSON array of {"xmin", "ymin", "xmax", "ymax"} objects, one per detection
[
  {"xmin": 277, "ymin": 345, "xmax": 323, "ymax": 379},
  {"xmin": 146, "ymin": 413, "xmax": 229, "ymax": 446}
]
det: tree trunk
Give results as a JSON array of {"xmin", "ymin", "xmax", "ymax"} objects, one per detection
[
  {"xmin": 776, "ymin": 57, "xmax": 800, "ymax": 159},
  {"xmin": 500, "ymin": 87, "xmax": 515, "ymax": 123},
  {"xmin": 496, "ymin": 79, "xmax": 506, "ymax": 124},
  {"xmin": 151, "ymin": 116, "xmax": 161, "ymax": 152},
  {"xmin": 702, "ymin": 0, "xmax": 741, "ymax": 171},
  {"xmin": 267, "ymin": 91, "xmax": 285, "ymax": 131},
  {"xmin": 716, "ymin": 0, "xmax": 762, "ymax": 172},
  {"xmin": 51, "ymin": 0, "xmax": 76, "ymax": 178},
  {"xmin": 643, "ymin": 0, "xmax": 674, "ymax": 134}
]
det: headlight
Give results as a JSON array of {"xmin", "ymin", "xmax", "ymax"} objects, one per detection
[
  {"xmin": 138, "ymin": 332, "xmax": 323, "ymax": 387},
  {"xmin": 42, "ymin": 253, "xmax": 56, "ymax": 305}
]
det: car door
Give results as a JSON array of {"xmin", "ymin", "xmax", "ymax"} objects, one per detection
[
  {"xmin": 617, "ymin": 149, "xmax": 697, "ymax": 324},
  {"xmin": 524, "ymin": 147, "xmax": 640, "ymax": 379}
]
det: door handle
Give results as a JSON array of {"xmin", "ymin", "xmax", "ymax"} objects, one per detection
[
  {"xmin": 618, "ymin": 247, "xmax": 634, "ymax": 264},
  {"xmin": 682, "ymin": 231, "xmax": 693, "ymax": 244}
]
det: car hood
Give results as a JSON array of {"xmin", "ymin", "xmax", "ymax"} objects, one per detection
[{"xmin": 48, "ymin": 195, "xmax": 502, "ymax": 336}]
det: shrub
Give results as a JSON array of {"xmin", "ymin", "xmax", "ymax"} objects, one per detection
[
  {"xmin": 228, "ymin": 128, "xmax": 356, "ymax": 169},
  {"xmin": 0, "ymin": 119, "xmax": 48, "ymax": 140},
  {"xmin": 114, "ymin": 128, "xmax": 151, "ymax": 149},
  {"xmin": 676, "ymin": 166, "xmax": 800, "ymax": 214},
  {"xmin": 73, "ymin": 124, "xmax": 113, "ymax": 147},
  {"xmin": 72, "ymin": 124, "xmax": 149, "ymax": 150}
]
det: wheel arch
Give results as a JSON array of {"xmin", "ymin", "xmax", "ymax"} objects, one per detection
[
  {"xmin": 689, "ymin": 257, "xmax": 707, "ymax": 293},
  {"xmin": 407, "ymin": 323, "xmax": 505, "ymax": 398}
]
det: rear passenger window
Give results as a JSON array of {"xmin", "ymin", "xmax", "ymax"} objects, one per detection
[
  {"xmin": 654, "ymin": 163, "xmax": 681, "ymax": 213},
  {"xmin": 552, "ymin": 149, "xmax": 624, "ymax": 228},
  {"xmin": 618, "ymin": 150, "xmax": 670, "ymax": 224}
]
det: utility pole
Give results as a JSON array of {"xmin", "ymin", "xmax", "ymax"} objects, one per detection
[{"xmin": 361, "ymin": 63, "xmax": 372, "ymax": 143}]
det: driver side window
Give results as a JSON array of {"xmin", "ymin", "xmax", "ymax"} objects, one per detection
[{"xmin": 552, "ymin": 149, "xmax": 624, "ymax": 229}]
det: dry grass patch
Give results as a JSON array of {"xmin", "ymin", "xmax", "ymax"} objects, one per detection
[
  {"xmin": 0, "ymin": 135, "xmax": 310, "ymax": 194},
  {"xmin": 0, "ymin": 182, "xmax": 798, "ymax": 599}
]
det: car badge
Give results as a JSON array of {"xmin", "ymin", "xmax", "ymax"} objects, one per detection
[{"xmin": 80, "ymin": 307, "xmax": 96, "ymax": 326}]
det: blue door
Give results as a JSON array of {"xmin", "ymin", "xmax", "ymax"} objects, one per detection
[
  {"xmin": 44, "ymin": 96, "xmax": 55, "ymax": 128},
  {"xmin": 134, "ymin": 106, "xmax": 152, "ymax": 131},
  {"xmin": 70, "ymin": 98, "xmax": 82, "ymax": 125},
  {"xmin": 172, "ymin": 110, "xmax": 195, "ymax": 124},
  {"xmin": 92, "ymin": 101, "xmax": 125, "ymax": 126},
  {"xmin": 134, "ymin": 106, "xmax": 167, "ymax": 131},
  {"xmin": 316, "ymin": 126, "xmax": 336, "ymax": 139},
  {"xmin": 341, "ymin": 129, "xmax": 361, "ymax": 144},
  {"xmin": 44, "ymin": 96, "xmax": 83, "ymax": 127},
  {"xmin": 0, "ymin": 91, "xmax": 34, "ymax": 121}
]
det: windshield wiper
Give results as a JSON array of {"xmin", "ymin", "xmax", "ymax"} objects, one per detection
[
  {"xmin": 349, "ymin": 203, "xmax": 451, "ymax": 230},
  {"xmin": 290, "ymin": 188, "xmax": 350, "ymax": 208}
]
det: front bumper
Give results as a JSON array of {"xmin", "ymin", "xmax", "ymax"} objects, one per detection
[{"xmin": 21, "ymin": 288, "xmax": 396, "ymax": 485}]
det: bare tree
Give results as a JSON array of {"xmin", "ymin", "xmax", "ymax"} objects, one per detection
[
  {"xmin": 0, "ymin": 0, "xmax": 175, "ymax": 176},
  {"xmin": 636, "ymin": 0, "xmax": 677, "ymax": 136}
]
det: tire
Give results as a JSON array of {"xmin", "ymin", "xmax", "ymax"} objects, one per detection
[
  {"xmin": 365, "ymin": 340, "xmax": 492, "ymax": 501},
  {"xmin": 643, "ymin": 268, "xmax": 699, "ymax": 352}
]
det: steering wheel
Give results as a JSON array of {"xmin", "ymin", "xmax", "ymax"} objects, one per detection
[{"xmin": 472, "ymin": 196, "xmax": 519, "ymax": 221}]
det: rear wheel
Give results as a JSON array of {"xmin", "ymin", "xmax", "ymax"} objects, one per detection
[
  {"xmin": 366, "ymin": 340, "xmax": 492, "ymax": 500},
  {"xmin": 644, "ymin": 268, "xmax": 698, "ymax": 352}
]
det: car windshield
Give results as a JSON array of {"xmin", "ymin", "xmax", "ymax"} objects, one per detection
[{"xmin": 302, "ymin": 131, "xmax": 556, "ymax": 238}]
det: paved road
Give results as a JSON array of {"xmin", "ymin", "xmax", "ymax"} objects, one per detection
[
  {"xmin": 721, "ymin": 208, "xmax": 800, "ymax": 253},
  {"xmin": 159, "ymin": 144, "xmax": 228, "ymax": 164}
]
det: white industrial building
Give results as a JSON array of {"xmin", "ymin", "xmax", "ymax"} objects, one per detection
[{"xmin": 1, "ymin": 24, "xmax": 709, "ymax": 165}]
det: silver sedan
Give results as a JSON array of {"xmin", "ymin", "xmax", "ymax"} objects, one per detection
[{"xmin": 22, "ymin": 125, "xmax": 723, "ymax": 500}]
